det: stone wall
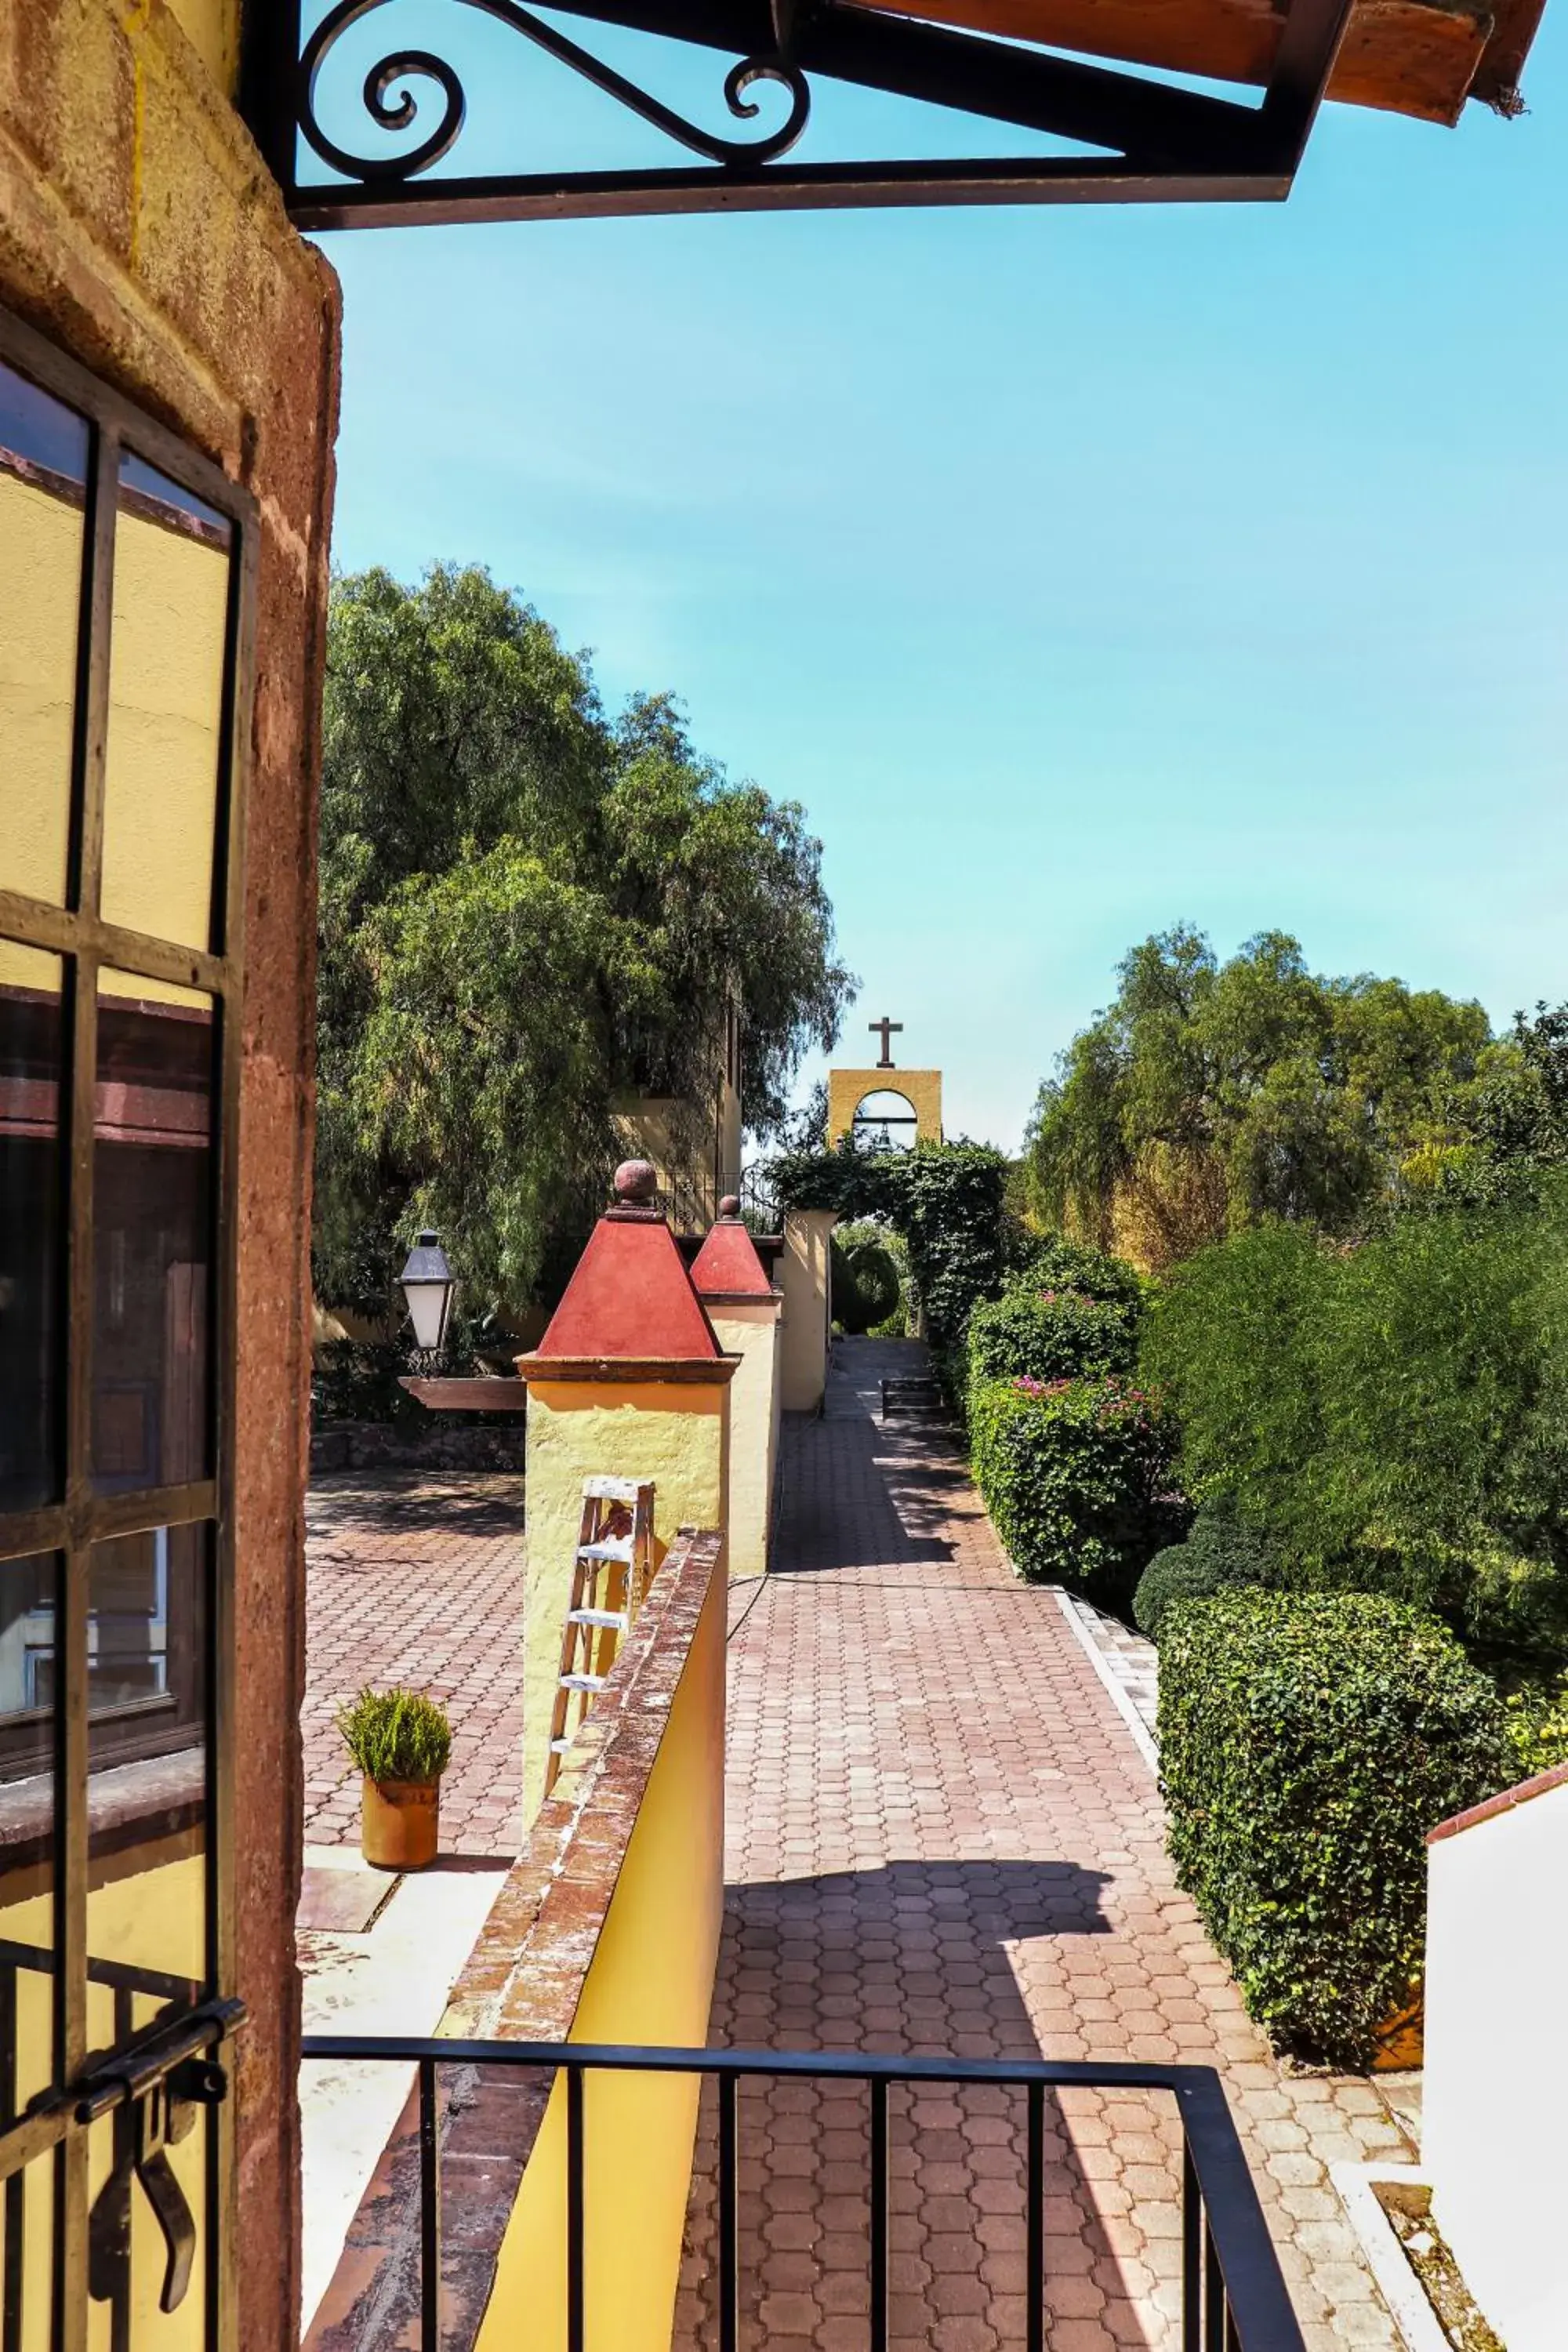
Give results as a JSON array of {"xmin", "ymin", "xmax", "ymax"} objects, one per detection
[
  {"xmin": 310, "ymin": 1421, "xmax": 529, "ymax": 1476},
  {"xmin": 0, "ymin": 2, "xmax": 340, "ymax": 2341}
]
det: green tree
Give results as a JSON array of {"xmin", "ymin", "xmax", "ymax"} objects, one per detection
[
  {"xmin": 315, "ymin": 565, "xmax": 854, "ymax": 1312},
  {"xmin": 1026, "ymin": 926, "xmax": 1492, "ymax": 1264},
  {"xmin": 1141, "ymin": 1184, "xmax": 1568, "ymax": 1646},
  {"xmin": 1400, "ymin": 1000, "xmax": 1568, "ymax": 1209}
]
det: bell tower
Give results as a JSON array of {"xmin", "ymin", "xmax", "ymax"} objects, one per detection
[{"xmin": 826, "ymin": 1018, "xmax": 942, "ymax": 1149}]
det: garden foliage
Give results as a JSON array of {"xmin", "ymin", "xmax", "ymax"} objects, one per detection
[
  {"xmin": 771, "ymin": 1138, "xmax": 1016, "ymax": 1356},
  {"xmin": 831, "ymin": 1225, "xmax": 904, "ymax": 1336},
  {"xmin": 1132, "ymin": 1503, "xmax": 1279, "ymax": 1642},
  {"xmin": 1502, "ymin": 1669, "xmax": 1568, "ymax": 1780},
  {"xmin": 1025, "ymin": 925, "xmax": 1497, "ymax": 1268},
  {"xmin": 1141, "ymin": 1185, "xmax": 1568, "ymax": 1646},
  {"xmin": 335, "ymin": 1686, "xmax": 454, "ymax": 1784},
  {"xmin": 968, "ymin": 1373, "xmax": 1185, "ymax": 1599},
  {"xmin": 967, "ymin": 1270, "xmax": 1139, "ymax": 1389},
  {"xmin": 1158, "ymin": 1591, "xmax": 1512, "ymax": 2068}
]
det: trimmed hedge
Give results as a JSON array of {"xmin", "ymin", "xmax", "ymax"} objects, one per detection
[
  {"xmin": 967, "ymin": 1281, "xmax": 1137, "ymax": 1388},
  {"xmin": 1133, "ymin": 1504, "xmax": 1279, "ymax": 1641},
  {"xmin": 832, "ymin": 1233, "xmax": 902, "ymax": 1335},
  {"xmin": 1159, "ymin": 1591, "xmax": 1512, "ymax": 2068},
  {"xmin": 970, "ymin": 1373, "xmax": 1186, "ymax": 1598}
]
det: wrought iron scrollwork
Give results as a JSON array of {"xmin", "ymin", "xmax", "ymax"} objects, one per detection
[{"xmin": 299, "ymin": 0, "xmax": 811, "ymax": 182}]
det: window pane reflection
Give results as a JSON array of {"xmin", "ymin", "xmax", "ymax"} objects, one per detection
[
  {"xmin": 0, "ymin": 358, "xmax": 87, "ymax": 909},
  {"xmin": 93, "ymin": 975, "xmax": 215, "ymax": 1494},
  {"xmin": 85, "ymin": 1524, "xmax": 209, "ymax": 2024},
  {"xmin": 0, "ymin": 1552, "xmax": 57, "ymax": 2114},
  {"xmin": 100, "ymin": 453, "xmax": 233, "ymax": 951},
  {"xmin": 0, "ymin": 944, "xmax": 64, "ymax": 1510}
]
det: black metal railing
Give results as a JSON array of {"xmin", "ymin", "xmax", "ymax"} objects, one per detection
[
  {"xmin": 737, "ymin": 1165, "xmax": 782, "ymax": 1234},
  {"xmin": 299, "ymin": 2036, "xmax": 1307, "ymax": 2352}
]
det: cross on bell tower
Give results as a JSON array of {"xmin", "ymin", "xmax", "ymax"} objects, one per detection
[{"xmin": 868, "ymin": 1015, "xmax": 902, "ymax": 1069}]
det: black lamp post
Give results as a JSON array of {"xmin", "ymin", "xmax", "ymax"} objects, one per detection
[{"xmin": 398, "ymin": 1230, "xmax": 457, "ymax": 1368}]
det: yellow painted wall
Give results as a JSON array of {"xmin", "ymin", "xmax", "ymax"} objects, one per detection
[
  {"xmin": 613, "ymin": 1073, "xmax": 740, "ymax": 1232},
  {"xmin": 519, "ymin": 1379, "xmax": 731, "ymax": 1825},
  {"xmin": 779, "ymin": 1209, "xmax": 836, "ymax": 1414},
  {"xmin": 0, "ymin": 469, "xmax": 83, "ymax": 906},
  {"xmin": 0, "ymin": 460, "xmax": 228, "ymax": 1002},
  {"xmin": 707, "ymin": 1301, "xmax": 781, "ymax": 1580},
  {"xmin": 100, "ymin": 507, "xmax": 229, "ymax": 953},
  {"xmin": 474, "ymin": 1555, "xmax": 726, "ymax": 2352},
  {"xmin": 1, "ymin": 1850, "xmax": 208, "ymax": 2352},
  {"xmin": 826, "ymin": 1066, "xmax": 943, "ymax": 1146}
]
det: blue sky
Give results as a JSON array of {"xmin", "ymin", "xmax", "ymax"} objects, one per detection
[{"xmin": 321, "ymin": 9, "xmax": 1568, "ymax": 1152}]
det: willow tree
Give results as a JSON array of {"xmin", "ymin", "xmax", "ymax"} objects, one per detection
[
  {"xmin": 314, "ymin": 564, "xmax": 854, "ymax": 1312},
  {"xmin": 1025, "ymin": 927, "xmax": 1497, "ymax": 1269}
]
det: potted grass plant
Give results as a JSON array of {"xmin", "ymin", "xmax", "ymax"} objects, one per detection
[{"xmin": 335, "ymin": 1686, "xmax": 453, "ymax": 1870}]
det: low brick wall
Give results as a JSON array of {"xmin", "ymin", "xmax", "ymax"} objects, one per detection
[{"xmin": 306, "ymin": 1525, "xmax": 726, "ymax": 2352}]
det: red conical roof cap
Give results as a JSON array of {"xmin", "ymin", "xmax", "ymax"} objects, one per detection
[
  {"xmin": 536, "ymin": 1212, "xmax": 721, "ymax": 1359},
  {"xmin": 691, "ymin": 1217, "xmax": 773, "ymax": 1300}
]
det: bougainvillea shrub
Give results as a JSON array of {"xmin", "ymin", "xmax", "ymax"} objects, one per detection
[{"xmin": 970, "ymin": 1372, "xmax": 1186, "ymax": 1599}]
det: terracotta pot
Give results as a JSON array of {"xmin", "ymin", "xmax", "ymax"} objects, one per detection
[{"xmin": 361, "ymin": 1775, "xmax": 440, "ymax": 1870}]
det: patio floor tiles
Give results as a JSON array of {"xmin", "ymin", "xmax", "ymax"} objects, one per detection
[
  {"xmin": 674, "ymin": 1338, "xmax": 1406, "ymax": 2352},
  {"xmin": 302, "ymin": 1472, "xmax": 527, "ymax": 1857}
]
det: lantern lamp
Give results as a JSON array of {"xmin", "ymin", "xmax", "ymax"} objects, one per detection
[{"xmin": 398, "ymin": 1230, "xmax": 457, "ymax": 1363}]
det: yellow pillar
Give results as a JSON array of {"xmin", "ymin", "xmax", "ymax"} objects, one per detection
[
  {"xmin": 514, "ymin": 1163, "xmax": 738, "ymax": 1828},
  {"xmin": 691, "ymin": 1202, "xmax": 783, "ymax": 1580},
  {"xmin": 779, "ymin": 1207, "xmax": 836, "ymax": 1414}
]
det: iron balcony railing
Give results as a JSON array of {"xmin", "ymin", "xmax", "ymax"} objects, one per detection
[{"xmin": 300, "ymin": 2036, "xmax": 1307, "ymax": 2352}]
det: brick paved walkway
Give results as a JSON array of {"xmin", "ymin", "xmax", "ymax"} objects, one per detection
[
  {"xmin": 677, "ymin": 1340, "xmax": 1408, "ymax": 2352},
  {"xmin": 303, "ymin": 1474, "xmax": 527, "ymax": 1857}
]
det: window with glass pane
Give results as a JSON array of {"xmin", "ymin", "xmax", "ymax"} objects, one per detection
[
  {"xmin": 0, "ymin": 1551, "xmax": 58, "ymax": 2111},
  {"xmin": 85, "ymin": 1519, "xmax": 209, "ymax": 2018},
  {"xmin": 100, "ymin": 456, "xmax": 234, "ymax": 953},
  {"xmin": 93, "ymin": 975, "xmax": 216, "ymax": 1494},
  {"xmin": 0, "ymin": 945, "xmax": 64, "ymax": 1511},
  {"xmin": 0, "ymin": 359, "xmax": 87, "ymax": 911}
]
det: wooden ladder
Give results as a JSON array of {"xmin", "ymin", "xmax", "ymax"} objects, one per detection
[{"xmin": 544, "ymin": 1476, "xmax": 655, "ymax": 1795}]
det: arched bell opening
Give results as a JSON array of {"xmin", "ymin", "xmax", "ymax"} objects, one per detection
[{"xmin": 851, "ymin": 1088, "xmax": 920, "ymax": 1154}]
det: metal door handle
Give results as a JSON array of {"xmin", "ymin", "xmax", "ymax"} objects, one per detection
[{"xmin": 86, "ymin": 2056, "xmax": 227, "ymax": 2314}]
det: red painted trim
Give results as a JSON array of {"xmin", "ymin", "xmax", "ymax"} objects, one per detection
[
  {"xmin": 1427, "ymin": 1756, "xmax": 1568, "ymax": 1844},
  {"xmin": 516, "ymin": 1354, "xmax": 740, "ymax": 1385}
]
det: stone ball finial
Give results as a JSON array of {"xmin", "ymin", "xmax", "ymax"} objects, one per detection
[
  {"xmin": 613, "ymin": 1159, "xmax": 659, "ymax": 1204},
  {"xmin": 719, "ymin": 1195, "xmax": 742, "ymax": 1218}
]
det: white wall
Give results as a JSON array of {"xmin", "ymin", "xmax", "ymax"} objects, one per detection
[{"xmin": 1423, "ymin": 1772, "xmax": 1568, "ymax": 2352}]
